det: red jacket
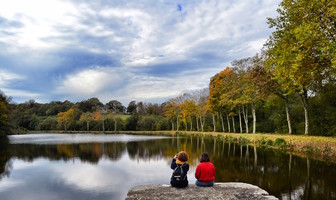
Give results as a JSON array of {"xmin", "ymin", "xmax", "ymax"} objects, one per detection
[{"xmin": 195, "ymin": 162, "xmax": 215, "ymax": 182}]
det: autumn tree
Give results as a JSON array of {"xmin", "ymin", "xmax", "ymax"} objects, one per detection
[
  {"xmin": 180, "ymin": 94, "xmax": 197, "ymax": 131},
  {"xmin": 0, "ymin": 91, "xmax": 11, "ymax": 135},
  {"xmin": 193, "ymin": 88, "xmax": 208, "ymax": 132},
  {"xmin": 163, "ymin": 101, "xmax": 176, "ymax": 130},
  {"xmin": 207, "ymin": 69, "xmax": 229, "ymax": 132},
  {"xmin": 93, "ymin": 109, "xmax": 107, "ymax": 132},
  {"xmin": 57, "ymin": 108, "xmax": 76, "ymax": 131}
]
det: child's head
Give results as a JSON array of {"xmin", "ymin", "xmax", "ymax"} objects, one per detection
[
  {"xmin": 200, "ymin": 152, "xmax": 210, "ymax": 163},
  {"xmin": 177, "ymin": 151, "xmax": 188, "ymax": 162}
]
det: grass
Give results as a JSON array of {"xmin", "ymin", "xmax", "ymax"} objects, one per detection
[{"xmin": 114, "ymin": 114, "xmax": 131, "ymax": 120}]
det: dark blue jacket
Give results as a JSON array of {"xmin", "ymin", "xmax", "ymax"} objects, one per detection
[{"xmin": 170, "ymin": 159, "xmax": 189, "ymax": 188}]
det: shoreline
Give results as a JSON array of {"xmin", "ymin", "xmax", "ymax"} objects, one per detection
[{"xmin": 20, "ymin": 130, "xmax": 336, "ymax": 163}]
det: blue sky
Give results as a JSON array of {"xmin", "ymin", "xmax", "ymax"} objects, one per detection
[{"xmin": 0, "ymin": 0, "xmax": 281, "ymax": 105}]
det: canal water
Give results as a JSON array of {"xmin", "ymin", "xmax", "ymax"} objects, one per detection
[{"xmin": 0, "ymin": 134, "xmax": 335, "ymax": 200}]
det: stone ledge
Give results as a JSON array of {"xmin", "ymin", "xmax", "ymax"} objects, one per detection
[{"xmin": 126, "ymin": 182, "xmax": 278, "ymax": 200}]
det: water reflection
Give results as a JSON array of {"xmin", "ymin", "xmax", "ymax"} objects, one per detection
[{"xmin": 0, "ymin": 134, "xmax": 335, "ymax": 200}]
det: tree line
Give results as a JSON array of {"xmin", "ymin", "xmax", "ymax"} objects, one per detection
[{"xmin": 0, "ymin": 0, "xmax": 335, "ymax": 135}]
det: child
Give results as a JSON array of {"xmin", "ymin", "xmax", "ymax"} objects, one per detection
[
  {"xmin": 195, "ymin": 152, "xmax": 215, "ymax": 187},
  {"xmin": 170, "ymin": 151, "xmax": 189, "ymax": 188}
]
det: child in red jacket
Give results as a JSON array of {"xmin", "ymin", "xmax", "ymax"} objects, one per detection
[{"xmin": 195, "ymin": 152, "xmax": 215, "ymax": 187}]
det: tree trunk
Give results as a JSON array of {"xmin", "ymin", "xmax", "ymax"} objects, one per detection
[
  {"xmin": 171, "ymin": 120, "xmax": 174, "ymax": 131},
  {"xmin": 196, "ymin": 117, "xmax": 199, "ymax": 131},
  {"xmin": 185, "ymin": 118, "xmax": 188, "ymax": 131},
  {"xmin": 254, "ymin": 146, "xmax": 257, "ymax": 168},
  {"xmin": 176, "ymin": 116, "xmax": 180, "ymax": 131},
  {"xmin": 102, "ymin": 120, "xmax": 105, "ymax": 132},
  {"xmin": 285, "ymin": 98, "xmax": 292, "ymax": 134},
  {"xmin": 190, "ymin": 116, "xmax": 193, "ymax": 131},
  {"xmin": 232, "ymin": 116, "xmax": 236, "ymax": 133},
  {"xmin": 300, "ymin": 91, "xmax": 309, "ymax": 135},
  {"xmin": 220, "ymin": 113, "xmax": 225, "ymax": 132},
  {"xmin": 114, "ymin": 119, "xmax": 117, "ymax": 131},
  {"xmin": 212, "ymin": 113, "xmax": 216, "ymax": 132},
  {"xmin": 86, "ymin": 121, "xmax": 90, "ymax": 131},
  {"xmin": 200, "ymin": 115, "xmax": 205, "ymax": 132},
  {"xmin": 252, "ymin": 103, "xmax": 256, "ymax": 134},
  {"xmin": 242, "ymin": 105, "xmax": 249, "ymax": 133},
  {"xmin": 226, "ymin": 114, "xmax": 231, "ymax": 133},
  {"xmin": 239, "ymin": 107, "xmax": 242, "ymax": 133}
]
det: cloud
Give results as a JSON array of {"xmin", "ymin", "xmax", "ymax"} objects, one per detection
[
  {"xmin": 0, "ymin": 70, "xmax": 39, "ymax": 100},
  {"xmin": 0, "ymin": 70, "xmax": 25, "ymax": 86},
  {"xmin": 56, "ymin": 67, "xmax": 125, "ymax": 97},
  {"xmin": 0, "ymin": 0, "xmax": 282, "ymax": 104}
]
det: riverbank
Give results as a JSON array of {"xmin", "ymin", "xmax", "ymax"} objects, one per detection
[
  {"xmin": 114, "ymin": 130, "xmax": 336, "ymax": 163},
  {"xmin": 126, "ymin": 183, "xmax": 278, "ymax": 200},
  {"xmin": 25, "ymin": 130, "xmax": 336, "ymax": 162}
]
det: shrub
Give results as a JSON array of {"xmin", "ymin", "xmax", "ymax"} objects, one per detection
[
  {"xmin": 274, "ymin": 138, "xmax": 286, "ymax": 149},
  {"xmin": 303, "ymin": 146, "xmax": 314, "ymax": 155},
  {"xmin": 238, "ymin": 136, "xmax": 249, "ymax": 145}
]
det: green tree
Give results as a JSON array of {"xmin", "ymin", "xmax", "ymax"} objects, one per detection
[
  {"xmin": 265, "ymin": 0, "xmax": 336, "ymax": 135},
  {"xmin": 127, "ymin": 101, "xmax": 137, "ymax": 114},
  {"xmin": 78, "ymin": 97, "xmax": 103, "ymax": 113},
  {"xmin": 79, "ymin": 112, "xmax": 93, "ymax": 131},
  {"xmin": 106, "ymin": 100, "xmax": 125, "ymax": 113}
]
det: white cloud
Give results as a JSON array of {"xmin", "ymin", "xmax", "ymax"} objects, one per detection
[
  {"xmin": 0, "ymin": 0, "xmax": 282, "ymax": 103},
  {"xmin": 0, "ymin": 0, "xmax": 79, "ymax": 49},
  {"xmin": 1, "ymin": 88, "xmax": 39, "ymax": 100},
  {"xmin": 0, "ymin": 179, "xmax": 24, "ymax": 192},
  {"xmin": 56, "ymin": 67, "xmax": 125, "ymax": 97},
  {"xmin": 0, "ymin": 70, "xmax": 25, "ymax": 86}
]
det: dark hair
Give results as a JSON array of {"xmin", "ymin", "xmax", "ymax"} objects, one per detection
[
  {"xmin": 200, "ymin": 152, "xmax": 210, "ymax": 163},
  {"xmin": 178, "ymin": 151, "xmax": 188, "ymax": 162}
]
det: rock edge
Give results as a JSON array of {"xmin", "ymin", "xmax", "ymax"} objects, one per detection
[{"xmin": 126, "ymin": 182, "xmax": 278, "ymax": 200}]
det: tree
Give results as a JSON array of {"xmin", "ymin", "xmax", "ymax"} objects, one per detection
[
  {"xmin": 57, "ymin": 108, "xmax": 76, "ymax": 131},
  {"xmin": 136, "ymin": 102, "xmax": 146, "ymax": 115},
  {"xmin": 193, "ymin": 88, "xmax": 208, "ymax": 132},
  {"xmin": 232, "ymin": 57, "xmax": 263, "ymax": 134},
  {"xmin": 127, "ymin": 101, "xmax": 137, "ymax": 114},
  {"xmin": 163, "ymin": 101, "xmax": 176, "ymax": 130},
  {"xmin": 79, "ymin": 112, "xmax": 93, "ymax": 131},
  {"xmin": 181, "ymin": 97, "xmax": 196, "ymax": 131},
  {"xmin": 78, "ymin": 97, "xmax": 103, "ymax": 113},
  {"xmin": 0, "ymin": 91, "xmax": 11, "ymax": 135},
  {"xmin": 93, "ymin": 109, "xmax": 107, "ymax": 132},
  {"xmin": 251, "ymin": 53, "xmax": 293, "ymax": 134},
  {"xmin": 106, "ymin": 100, "xmax": 125, "ymax": 113},
  {"xmin": 265, "ymin": 0, "xmax": 336, "ymax": 134}
]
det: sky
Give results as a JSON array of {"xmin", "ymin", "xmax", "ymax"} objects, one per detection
[{"xmin": 0, "ymin": 0, "xmax": 281, "ymax": 105}]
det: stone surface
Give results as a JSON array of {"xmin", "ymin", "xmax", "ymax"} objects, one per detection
[{"xmin": 126, "ymin": 182, "xmax": 278, "ymax": 200}]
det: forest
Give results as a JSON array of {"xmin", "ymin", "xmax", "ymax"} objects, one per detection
[{"xmin": 0, "ymin": 0, "xmax": 335, "ymax": 136}]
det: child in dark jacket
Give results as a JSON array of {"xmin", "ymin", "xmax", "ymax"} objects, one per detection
[
  {"xmin": 195, "ymin": 152, "xmax": 215, "ymax": 187},
  {"xmin": 170, "ymin": 151, "xmax": 189, "ymax": 188}
]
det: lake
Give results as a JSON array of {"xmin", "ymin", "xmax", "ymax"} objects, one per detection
[{"xmin": 0, "ymin": 133, "xmax": 335, "ymax": 200}]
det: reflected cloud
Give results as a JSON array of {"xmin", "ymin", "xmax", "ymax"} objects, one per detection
[
  {"xmin": 9, "ymin": 134, "xmax": 167, "ymax": 144},
  {"xmin": 0, "ymin": 179, "xmax": 23, "ymax": 192}
]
